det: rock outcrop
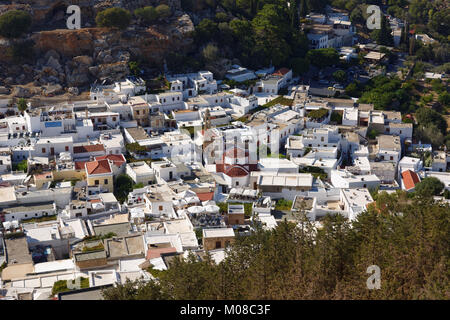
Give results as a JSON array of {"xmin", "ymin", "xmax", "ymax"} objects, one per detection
[{"xmin": 0, "ymin": 12, "xmax": 194, "ymax": 97}]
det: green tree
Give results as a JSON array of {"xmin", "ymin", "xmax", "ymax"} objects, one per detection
[
  {"xmin": 202, "ymin": 43, "xmax": 220, "ymax": 64},
  {"xmin": 299, "ymin": 0, "xmax": 308, "ymax": 18},
  {"xmin": 289, "ymin": 57, "xmax": 309, "ymax": 75},
  {"xmin": 0, "ymin": 10, "xmax": 32, "ymax": 38},
  {"xmin": 415, "ymin": 177, "xmax": 444, "ymax": 197},
  {"xmin": 375, "ymin": 14, "xmax": 394, "ymax": 46},
  {"xmin": 15, "ymin": 159, "xmax": 27, "ymax": 173},
  {"xmin": 415, "ymin": 107, "xmax": 447, "ymax": 134},
  {"xmin": 114, "ymin": 174, "xmax": 134, "ymax": 203},
  {"xmin": 155, "ymin": 4, "xmax": 171, "ymax": 19},
  {"xmin": 17, "ymin": 98, "xmax": 28, "ymax": 112},
  {"xmin": 96, "ymin": 8, "xmax": 132, "ymax": 30},
  {"xmin": 438, "ymin": 92, "xmax": 450, "ymax": 107},
  {"xmin": 128, "ymin": 61, "xmax": 141, "ymax": 77},
  {"xmin": 251, "ymin": 4, "xmax": 292, "ymax": 66},
  {"xmin": 333, "ymin": 70, "xmax": 346, "ymax": 83},
  {"xmin": 306, "ymin": 48, "xmax": 339, "ymax": 68},
  {"xmin": 134, "ymin": 6, "xmax": 158, "ymax": 25},
  {"xmin": 194, "ymin": 19, "xmax": 219, "ymax": 45}
]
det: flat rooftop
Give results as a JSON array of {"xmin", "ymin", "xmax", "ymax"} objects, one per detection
[
  {"xmin": 203, "ymin": 228, "xmax": 235, "ymax": 238},
  {"xmin": 105, "ymin": 235, "xmax": 145, "ymax": 259}
]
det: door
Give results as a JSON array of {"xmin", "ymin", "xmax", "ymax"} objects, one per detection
[{"xmin": 50, "ymin": 147, "xmax": 55, "ymax": 156}]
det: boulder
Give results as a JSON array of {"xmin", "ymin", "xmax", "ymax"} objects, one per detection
[
  {"xmin": 73, "ymin": 55, "xmax": 94, "ymax": 66},
  {"xmin": 68, "ymin": 87, "xmax": 79, "ymax": 95},
  {"xmin": 0, "ymin": 86, "xmax": 10, "ymax": 95},
  {"xmin": 46, "ymin": 56, "xmax": 63, "ymax": 73},
  {"xmin": 43, "ymin": 84, "xmax": 64, "ymax": 96}
]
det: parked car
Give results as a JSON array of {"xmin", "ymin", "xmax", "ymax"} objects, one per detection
[{"xmin": 333, "ymin": 84, "xmax": 345, "ymax": 90}]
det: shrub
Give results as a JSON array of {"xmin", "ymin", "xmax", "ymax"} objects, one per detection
[
  {"xmin": 52, "ymin": 277, "xmax": 89, "ymax": 296},
  {"xmin": 96, "ymin": 8, "xmax": 131, "ymax": 30},
  {"xmin": 307, "ymin": 108, "xmax": 329, "ymax": 120},
  {"xmin": 0, "ymin": 10, "xmax": 32, "ymax": 38},
  {"xmin": 134, "ymin": 6, "xmax": 158, "ymax": 25},
  {"xmin": 275, "ymin": 199, "xmax": 293, "ymax": 211},
  {"xmin": 155, "ymin": 4, "xmax": 171, "ymax": 19}
]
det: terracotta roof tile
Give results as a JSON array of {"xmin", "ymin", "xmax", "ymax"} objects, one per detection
[
  {"xmin": 95, "ymin": 154, "xmax": 126, "ymax": 166},
  {"xmin": 225, "ymin": 166, "xmax": 249, "ymax": 177},
  {"xmin": 273, "ymin": 68, "xmax": 290, "ymax": 76},
  {"xmin": 402, "ymin": 170, "xmax": 420, "ymax": 190},
  {"xmin": 74, "ymin": 161, "xmax": 88, "ymax": 170},
  {"xmin": 73, "ymin": 144, "xmax": 105, "ymax": 154},
  {"xmin": 196, "ymin": 191, "xmax": 214, "ymax": 201},
  {"xmin": 86, "ymin": 159, "xmax": 112, "ymax": 175}
]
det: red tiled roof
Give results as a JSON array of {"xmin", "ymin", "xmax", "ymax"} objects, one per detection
[
  {"xmin": 74, "ymin": 161, "xmax": 88, "ymax": 171},
  {"xmin": 146, "ymin": 247, "xmax": 177, "ymax": 260},
  {"xmin": 95, "ymin": 154, "xmax": 126, "ymax": 166},
  {"xmin": 196, "ymin": 191, "xmax": 214, "ymax": 202},
  {"xmin": 273, "ymin": 68, "xmax": 290, "ymax": 76},
  {"xmin": 73, "ymin": 144, "xmax": 105, "ymax": 154},
  {"xmin": 402, "ymin": 170, "xmax": 420, "ymax": 190},
  {"xmin": 225, "ymin": 166, "xmax": 249, "ymax": 177},
  {"xmin": 85, "ymin": 159, "xmax": 112, "ymax": 175}
]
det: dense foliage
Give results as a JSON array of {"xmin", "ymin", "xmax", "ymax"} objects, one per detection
[
  {"xmin": 0, "ymin": 10, "xmax": 32, "ymax": 38},
  {"xmin": 102, "ymin": 192, "xmax": 449, "ymax": 300},
  {"xmin": 96, "ymin": 8, "xmax": 132, "ymax": 30}
]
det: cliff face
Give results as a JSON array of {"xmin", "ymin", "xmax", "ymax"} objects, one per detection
[{"xmin": 0, "ymin": 12, "xmax": 194, "ymax": 97}]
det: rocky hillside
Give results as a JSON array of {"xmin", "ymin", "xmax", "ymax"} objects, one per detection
[{"xmin": 0, "ymin": 0, "xmax": 193, "ymax": 100}]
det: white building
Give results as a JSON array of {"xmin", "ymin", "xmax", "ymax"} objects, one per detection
[
  {"xmin": 126, "ymin": 161, "xmax": 155, "ymax": 186},
  {"xmin": 330, "ymin": 169, "xmax": 380, "ymax": 190}
]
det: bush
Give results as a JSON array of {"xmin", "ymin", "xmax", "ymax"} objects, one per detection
[
  {"xmin": 307, "ymin": 108, "xmax": 328, "ymax": 120},
  {"xmin": 96, "ymin": 8, "xmax": 131, "ymax": 30},
  {"xmin": 275, "ymin": 199, "xmax": 293, "ymax": 211},
  {"xmin": 0, "ymin": 10, "xmax": 32, "ymax": 38},
  {"xmin": 13, "ymin": 159, "xmax": 27, "ymax": 173},
  {"xmin": 6, "ymin": 39, "xmax": 34, "ymax": 63},
  {"xmin": 155, "ymin": 4, "xmax": 171, "ymax": 19},
  {"xmin": 52, "ymin": 277, "xmax": 89, "ymax": 296},
  {"xmin": 134, "ymin": 6, "xmax": 158, "ymax": 25},
  {"xmin": 367, "ymin": 128, "xmax": 379, "ymax": 140},
  {"xmin": 17, "ymin": 98, "xmax": 27, "ymax": 112},
  {"xmin": 306, "ymin": 48, "xmax": 339, "ymax": 68},
  {"xmin": 330, "ymin": 111, "xmax": 342, "ymax": 124}
]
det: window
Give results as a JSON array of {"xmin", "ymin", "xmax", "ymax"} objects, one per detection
[
  {"xmin": 104, "ymin": 179, "xmax": 108, "ymax": 184},
  {"xmin": 112, "ymin": 117, "xmax": 116, "ymax": 121},
  {"xmin": 136, "ymin": 110, "xmax": 140, "ymax": 115},
  {"xmin": 236, "ymin": 181, "xmax": 239, "ymax": 186},
  {"xmin": 159, "ymin": 205, "xmax": 163, "ymax": 211},
  {"xmin": 215, "ymin": 241, "xmax": 221, "ymax": 249},
  {"xmin": 65, "ymin": 146, "xmax": 69, "ymax": 151},
  {"xmin": 95, "ymin": 180, "xmax": 99, "ymax": 185},
  {"xmin": 321, "ymin": 137, "xmax": 324, "ymax": 142},
  {"xmin": 42, "ymin": 148, "xmax": 46, "ymax": 153}
]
